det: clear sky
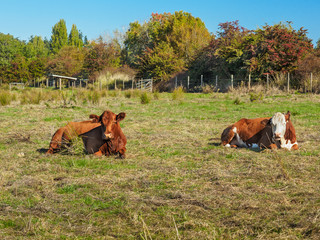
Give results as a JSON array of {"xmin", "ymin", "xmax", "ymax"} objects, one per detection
[{"xmin": 0, "ymin": 0, "xmax": 319, "ymax": 45}]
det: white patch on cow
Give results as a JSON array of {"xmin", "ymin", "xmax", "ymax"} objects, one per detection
[
  {"xmin": 234, "ymin": 133, "xmax": 248, "ymax": 148},
  {"xmin": 233, "ymin": 127, "xmax": 237, "ymax": 133},
  {"xmin": 225, "ymin": 143, "xmax": 231, "ymax": 147},
  {"xmin": 271, "ymin": 112, "xmax": 287, "ymax": 139},
  {"xmin": 280, "ymin": 140, "xmax": 298, "ymax": 150}
]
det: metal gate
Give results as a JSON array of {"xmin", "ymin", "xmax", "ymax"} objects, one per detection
[{"xmin": 136, "ymin": 79, "xmax": 153, "ymax": 92}]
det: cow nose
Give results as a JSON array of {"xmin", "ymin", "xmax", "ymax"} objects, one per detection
[
  {"xmin": 274, "ymin": 133, "xmax": 281, "ymax": 139},
  {"xmin": 103, "ymin": 133, "xmax": 113, "ymax": 140}
]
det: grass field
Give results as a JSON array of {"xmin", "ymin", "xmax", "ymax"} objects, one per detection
[{"xmin": 0, "ymin": 89, "xmax": 319, "ymax": 239}]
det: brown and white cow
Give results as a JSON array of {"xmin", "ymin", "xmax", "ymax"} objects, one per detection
[{"xmin": 221, "ymin": 111, "xmax": 298, "ymax": 150}]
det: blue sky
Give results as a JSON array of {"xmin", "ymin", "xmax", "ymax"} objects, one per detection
[{"xmin": 1, "ymin": 0, "xmax": 319, "ymax": 45}]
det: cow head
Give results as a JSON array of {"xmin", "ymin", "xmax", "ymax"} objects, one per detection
[
  {"xmin": 89, "ymin": 111, "xmax": 126, "ymax": 140},
  {"xmin": 270, "ymin": 111, "xmax": 290, "ymax": 141}
]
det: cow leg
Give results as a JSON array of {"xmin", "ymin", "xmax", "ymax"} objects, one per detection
[{"xmin": 93, "ymin": 150, "xmax": 103, "ymax": 156}]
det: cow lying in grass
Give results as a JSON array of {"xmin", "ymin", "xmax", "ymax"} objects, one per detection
[
  {"xmin": 46, "ymin": 110, "xmax": 127, "ymax": 157},
  {"xmin": 221, "ymin": 111, "xmax": 298, "ymax": 150}
]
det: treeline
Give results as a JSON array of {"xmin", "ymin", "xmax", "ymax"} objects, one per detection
[{"xmin": 1, "ymin": 11, "xmax": 320, "ymax": 90}]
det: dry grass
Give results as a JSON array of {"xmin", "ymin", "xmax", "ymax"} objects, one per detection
[{"xmin": 0, "ymin": 90, "xmax": 319, "ymax": 239}]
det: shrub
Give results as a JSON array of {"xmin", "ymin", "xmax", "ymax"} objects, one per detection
[
  {"xmin": 0, "ymin": 91, "xmax": 12, "ymax": 106},
  {"xmin": 249, "ymin": 92, "xmax": 264, "ymax": 102},
  {"xmin": 233, "ymin": 97, "xmax": 242, "ymax": 105},
  {"xmin": 172, "ymin": 87, "xmax": 185, "ymax": 101},
  {"xmin": 153, "ymin": 91, "xmax": 160, "ymax": 100},
  {"xmin": 140, "ymin": 92, "xmax": 151, "ymax": 104}
]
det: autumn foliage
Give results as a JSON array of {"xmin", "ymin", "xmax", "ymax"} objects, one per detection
[{"xmin": 0, "ymin": 15, "xmax": 318, "ymax": 90}]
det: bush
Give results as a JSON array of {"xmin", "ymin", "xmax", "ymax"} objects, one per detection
[
  {"xmin": 172, "ymin": 87, "xmax": 185, "ymax": 101},
  {"xmin": 233, "ymin": 97, "xmax": 242, "ymax": 105},
  {"xmin": 0, "ymin": 91, "xmax": 12, "ymax": 106},
  {"xmin": 153, "ymin": 91, "xmax": 160, "ymax": 100},
  {"xmin": 249, "ymin": 92, "xmax": 264, "ymax": 102},
  {"xmin": 140, "ymin": 92, "xmax": 151, "ymax": 104}
]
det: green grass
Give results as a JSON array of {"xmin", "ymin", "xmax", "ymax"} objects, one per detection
[{"xmin": 0, "ymin": 89, "xmax": 319, "ymax": 239}]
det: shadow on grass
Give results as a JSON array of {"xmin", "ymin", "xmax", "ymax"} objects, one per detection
[
  {"xmin": 207, "ymin": 138, "xmax": 263, "ymax": 152},
  {"xmin": 37, "ymin": 148, "xmax": 48, "ymax": 154}
]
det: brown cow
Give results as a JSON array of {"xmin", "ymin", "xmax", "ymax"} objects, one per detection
[
  {"xmin": 83, "ymin": 111, "xmax": 127, "ymax": 158},
  {"xmin": 221, "ymin": 111, "xmax": 298, "ymax": 150}
]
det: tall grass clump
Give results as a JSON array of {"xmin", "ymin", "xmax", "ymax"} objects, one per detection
[
  {"xmin": 20, "ymin": 89, "xmax": 44, "ymax": 105},
  {"xmin": 172, "ymin": 87, "xmax": 185, "ymax": 101},
  {"xmin": 87, "ymin": 90, "xmax": 102, "ymax": 105},
  {"xmin": 0, "ymin": 90, "xmax": 12, "ymax": 106},
  {"xmin": 140, "ymin": 91, "xmax": 151, "ymax": 104}
]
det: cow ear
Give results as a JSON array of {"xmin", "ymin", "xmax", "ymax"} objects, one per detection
[
  {"xmin": 116, "ymin": 112, "xmax": 126, "ymax": 122},
  {"xmin": 89, "ymin": 114, "xmax": 100, "ymax": 123},
  {"xmin": 285, "ymin": 111, "xmax": 291, "ymax": 121},
  {"xmin": 261, "ymin": 118, "xmax": 271, "ymax": 126}
]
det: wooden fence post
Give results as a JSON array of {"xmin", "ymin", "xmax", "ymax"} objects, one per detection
[
  {"xmin": 59, "ymin": 78, "xmax": 62, "ymax": 90},
  {"xmin": 287, "ymin": 72, "xmax": 290, "ymax": 92},
  {"xmin": 310, "ymin": 72, "xmax": 313, "ymax": 93},
  {"xmin": 132, "ymin": 79, "xmax": 134, "ymax": 90},
  {"xmin": 267, "ymin": 73, "xmax": 269, "ymax": 90},
  {"xmin": 215, "ymin": 75, "xmax": 218, "ymax": 89},
  {"xmin": 187, "ymin": 76, "xmax": 190, "ymax": 90},
  {"xmin": 201, "ymin": 75, "xmax": 203, "ymax": 87},
  {"xmin": 248, "ymin": 74, "xmax": 251, "ymax": 90},
  {"xmin": 231, "ymin": 75, "xmax": 234, "ymax": 90}
]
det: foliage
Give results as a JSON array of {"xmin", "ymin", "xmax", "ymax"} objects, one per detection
[
  {"xmin": 50, "ymin": 19, "xmax": 68, "ymax": 54},
  {"xmin": 47, "ymin": 46, "xmax": 84, "ymax": 77},
  {"xmin": 248, "ymin": 22, "xmax": 313, "ymax": 75},
  {"xmin": 24, "ymin": 35, "xmax": 49, "ymax": 59},
  {"xmin": 124, "ymin": 11, "xmax": 211, "ymax": 81},
  {"xmin": 68, "ymin": 24, "xmax": 83, "ymax": 48},
  {"xmin": 83, "ymin": 40, "xmax": 122, "ymax": 79}
]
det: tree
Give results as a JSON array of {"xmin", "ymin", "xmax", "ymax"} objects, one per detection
[
  {"xmin": 82, "ymin": 39, "xmax": 122, "ymax": 79},
  {"xmin": 0, "ymin": 33, "xmax": 25, "ymax": 82},
  {"xmin": 47, "ymin": 46, "xmax": 85, "ymax": 77},
  {"xmin": 189, "ymin": 20, "xmax": 249, "ymax": 79},
  {"xmin": 124, "ymin": 11, "xmax": 211, "ymax": 81},
  {"xmin": 25, "ymin": 35, "xmax": 49, "ymax": 59},
  {"xmin": 248, "ymin": 22, "xmax": 313, "ymax": 75},
  {"xmin": 68, "ymin": 24, "xmax": 83, "ymax": 48},
  {"xmin": 50, "ymin": 19, "xmax": 68, "ymax": 54},
  {"xmin": 137, "ymin": 42, "xmax": 185, "ymax": 79}
]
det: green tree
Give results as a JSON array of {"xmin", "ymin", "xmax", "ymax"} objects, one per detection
[
  {"xmin": 68, "ymin": 24, "xmax": 83, "ymax": 48},
  {"xmin": 0, "ymin": 33, "xmax": 25, "ymax": 82},
  {"xmin": 124, "ymin": 11, "xmax": 211, "ymax": 81},
  {"xmin": 137, "ymin": 42, "xmax": 185, "ymax": 79},
  {"xmin": 25, "ymin": 35, "xmax": 49, "ymax": 59},
  {"xmin": 50, "ymin": 19, "xmax": 68, "ymax": 54}
]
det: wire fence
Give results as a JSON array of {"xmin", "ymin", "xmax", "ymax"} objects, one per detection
[{"xmin": 4, "ymin": 73, "xmax": 319, "ymax": 93}]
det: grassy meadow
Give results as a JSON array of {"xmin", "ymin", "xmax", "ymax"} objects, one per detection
[{"xmin": 0, "ymin": 88, "xmax": 319, "ymax": 239}]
